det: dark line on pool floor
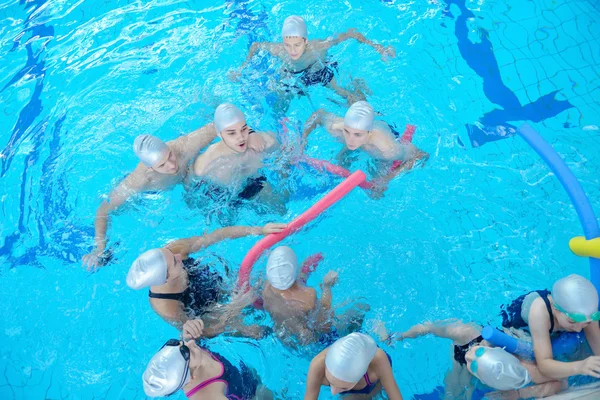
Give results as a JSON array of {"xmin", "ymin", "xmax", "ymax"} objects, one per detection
[
  {"xmin": 441, "ymin": 0, "xmax": 575, "ymax": 147},
  {"xmin": 0, "ymin": 1, "xmax": 93, "ymax": 269}
]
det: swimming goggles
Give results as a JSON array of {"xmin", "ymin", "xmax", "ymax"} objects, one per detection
[
  {"xmin": 161, "ymin": 339, "xmax": 191, "ymax": 395},
  {"xmin": 469, "ymin": 347, "xmax": 486, "ymax": 377},
  {"xmin": 553, "ymin": 303, "xmax": 600, "ymax": 323}
]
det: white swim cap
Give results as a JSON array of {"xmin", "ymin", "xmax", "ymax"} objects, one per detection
[
  {"xmin": 344, "ymin": 101, "xmax": 375, "ymax": 131},
  {"xmin": 473, "ymin": 347, "xmax": 531, "ymax": 391},
  {"xmin": 133, "ymin": 135, "xmax": 169, "ymax": 167},
  {"xmin": 127, "ymin": 249, "xmax": 168, "ymax": 290},
  {"xmin": 282, "ymin": 16, "xmax": 307, "ymax": 39},
  {"xmin": 214, "ymin": 103, "xmax": 246, "ymax": 134},
  {"xmin": 266, "ymin": 246, "xmax": 299, "ymax": 290},
  {"xmin": 552, "ymin": 274, "xmax": 599, "ymax": 317},
  {"xmin": 325, "ymin": 333, "xmax": 378, "ymax": 383},
  {"xmin": 143, "ymin": 342, "xmax": 190, "ymax": 397}
]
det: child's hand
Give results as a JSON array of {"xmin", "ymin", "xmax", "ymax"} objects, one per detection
[
  {"xmin": 373, "ymin": 320, "xmax": 389, "ymax": 341},
  {"xmin": 375, "ymin": 44, "xmax": 396, "ymax": 61},
  {"xmin": 182, "ymin": 319, "xmax": 205, "ymax": 340},
  {"xmin": 261, "ymin": 223, "xmax": 287, "ymax": 235},
  {"xmin": 322, "ymin": 270, "xmax": 339, "ymax": 287},
  {"xmin": 247, "ymin": 134, "xmax": 267, "ymax": 152},
  {"xmin": 368, "ymin": 179, "xmax": 388, "ymax": 200},
  {"xmin": 578, "ymin": 356, "xmax": 600, "ymax": 378}
]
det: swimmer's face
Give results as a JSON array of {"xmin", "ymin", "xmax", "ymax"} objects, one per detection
[
  {"xmin": 343, "ymin": 125, "xmax": 370, "ymax": 150},
  {"xmin": 283, "ymin": 36, "xmax": 307, "ymax": 60},
  {"xmin": 555, "ymin": 309, "xmax": 591, "ymax": 332},
  {"xmin": 163, "ymin": 249, "xmax": 184, "ymax": 280},
  {"xmin": 325, "ymin": 369, "xmax": 359, "ymax": 395},
  {"xmin": 220, "ymin": 121, "xmax": 250, "ymax": 153},
  {"xmin": 152, "ymin": 149, "xmax": 179, "ymax": 175},
  {"xmin": 465, "ymin": 345, "xmax": 487, "ymax": 376}
]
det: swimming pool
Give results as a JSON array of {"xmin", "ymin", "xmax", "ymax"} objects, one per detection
[{"xmin": 0, "ymin": 0, "xmax": 599, "ymax": 398}]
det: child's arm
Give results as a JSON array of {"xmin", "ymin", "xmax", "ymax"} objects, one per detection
[
  {"xmin": 374, "ymin": 350, "xmax": 403, "ymax": 400},
  {"xmin": 517, "ymin": 380, "xmax": 563, "ymax": 398},
  {"xmin": 175, "ymin": 123, "xmax": 218, "ymax": 159},
  {"xmin": 302, "ymin": 109, "xmax": 326, "ymax": 141},
  {"xmin": 82, "ymin": 172, "xmax": 145, "ymax": 270},
  {"xmin": 301, "ymin": 109, "xmax": 341, "ymax": 151},
  {"xmin": 155, "ymin": 302, "xmax": 191, "ymax": 330},
  {"xmin": 317, "ymin": 271, "xmax": 338, "ymax": 311},
  {"xmin": 506, "ymin": 359, "xmax": 565, "ymax": 398},
  {"xmin": 167, "ymin": 223, "xmax": 287, "ymax": 259},
  {"xmin": 378, "ymin": 319, "xmax": 480, "ymax": 345},
  {"xmin": 529, "ymin": 301, "xmax": 599, "ymax": 379},
  {"xmin": 370, "ymin": 145, "xmax": 428, "ymax": 198},
  {"xmin": 304, "ymin": 353, "xmax": 325, "ymax": 400},
  {"xmin": 485, "ymin": 380, "xmax": 563, "ymax": 400},
  {"xmin": 318, "ymin": 28, "xmax": 395, "ymax": 59},
  {"xmin": 230, "ymin": 42, "xmax": 280, "ymax": 79}
]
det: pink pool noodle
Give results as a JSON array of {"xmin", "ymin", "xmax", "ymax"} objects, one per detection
[
  {"xmin": 401, "ymin": 124, "xmax": 416, "ymax": 143},
  {"xmin": 391, "ymin": 124, "xmax": 417, "ymax": 171},
  {"xmin": 300, "ymin": 252, "xmax": 323, "ymax": 280},
  {"xmin": 300, "ymin": 156, "xmax": 374, "ymax": 189},
  {"xmin": 236, "ymin": 171, "xmax": 366, "ymax": 289},
  {"xmin": 298, "ymin": 123, "xmax": 417, "ymax": 187}
]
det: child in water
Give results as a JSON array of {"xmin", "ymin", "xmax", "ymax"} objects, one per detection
[{"xmin": 231, "ymin": 15, "xmax": 395, "ymax": 111}]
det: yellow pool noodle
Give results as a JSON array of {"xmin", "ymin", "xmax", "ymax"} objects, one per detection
[{"xmin": 570, "ymin": 237, "xmax": 600, "ymax": 258}]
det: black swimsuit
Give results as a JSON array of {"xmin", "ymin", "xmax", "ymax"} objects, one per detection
[
  {"xmin": 288, "ymin": 61, "xmax": 338, "ymax": 87},
  {"xmin": 500, "ymin": 289, "xmax": 555, "ymax": 333},
  {"xmin": 191, "ymin": 128, "xmax": 268, "ymax": 203},
  {"xmin": 237, "ymin": 175, "xmax": 267, "ymax": 200},
  {"xmin": 149, "ymin": 258, "xmax": 224, "ymax": 317},
  {"xmin": 453, "ymin": 335, "xmax": 484, "ymax": 366},
  {"xmin": 280, "ymin": 61, "xmax": 339, "ymax": 94}
]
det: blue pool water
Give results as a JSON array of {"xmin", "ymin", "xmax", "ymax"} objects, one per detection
[{"xmin": 1, "ymin": 0, "xmax": 599, "ymax": 398}]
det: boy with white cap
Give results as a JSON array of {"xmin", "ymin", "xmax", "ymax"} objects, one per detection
[
  {"xmin": 261, "ymin": 246, "xmax": 368, "ymax": 349},
  {"xmin": 305, "ymin": 332, "xmax": 403, "ymax": 399},
  {"xmin": 302, "ymin": 101, "xmax": 429, "ymax": 196},
  {"xmin": 192, "ymin": 103, "xmax": 282, "ymax": 204},
  {"xmin": 231, "ymin": 15, "xmax": 394, "ymax": 107},
  {"xmin": 82, "ymin": 123, "xmax": 266, "ymax": 270},
  {"xmin": 126, "ymin": 222, "xmax": 286, "ymax": 339}
]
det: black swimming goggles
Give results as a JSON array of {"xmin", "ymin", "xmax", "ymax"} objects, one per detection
[{"xmin": 161, "ymin": 339, "xmax": 191, "ymax": 395}]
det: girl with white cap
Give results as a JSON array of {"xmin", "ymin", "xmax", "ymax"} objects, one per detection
[
  {"xmin": 302, "ymin": 101, "xmax": 429, "ymax": 197},
  {"xmin": 231, "ymin": 15, "xmax": 395, "ymax": 108},
  {"xmin": 126, "ymin": 222, "xmax": 286, "ymax": 339},
  {"xmin": 500, "ymin": 274, "xmax": 600, "ymax": 380},
  {"xmin": 82, "ymin": 122, "xmax": 266, "ymax": 271},
  {"xmin": 304, "ymin": 332, "xmax": 403, "ymax": 399},
  {"xmin": 261, "ymin": 246, "xmax": 369, "ymax": 349},
  {"xmin": 191, "ymin": 103, "xmax": 285, "ymax": 207},
  {"xmin": 376, "ymin": 319, "xmax": 563, "ymax": 399},
  {"xmin": 142, "ymin": 329, "xmax": 274, "ymax": 399}
]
